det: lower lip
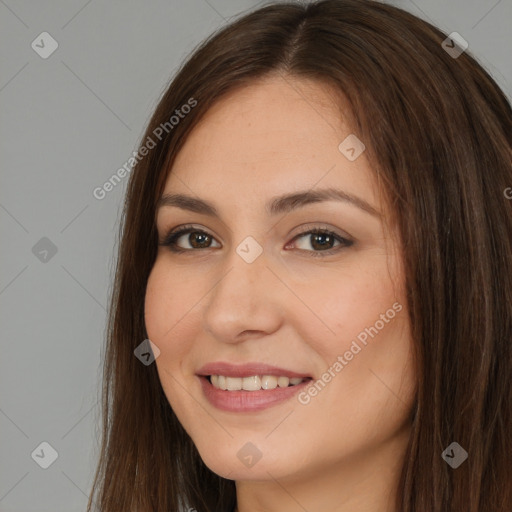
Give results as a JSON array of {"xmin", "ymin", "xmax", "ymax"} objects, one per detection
[{"xmin": 198, "ymin": 376, "xmax": 311, "ymax": 412}]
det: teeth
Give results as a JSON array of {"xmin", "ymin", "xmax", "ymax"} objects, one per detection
[
  {"xmin": 261, "ymin": 375, "xmax": 278, "ymax": 390},
  {"xmin": 225, "ymin": 376, "xmax": 242, "ymax": 391},
  {"xmin": 209, "ymin": 375, "xmax": 307, "ymax": 391},
  {"xmin": 277, "ymin": 376, "xmax": 289, "ymax": 387},
  {"xmin": 242, "ymin": 376, "xmax": 261, "ymax": 391}
]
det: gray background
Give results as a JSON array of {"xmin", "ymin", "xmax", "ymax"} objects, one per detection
[{"xmin": 0, "ymin": 1, "xmax": 510, "ymax": 511}]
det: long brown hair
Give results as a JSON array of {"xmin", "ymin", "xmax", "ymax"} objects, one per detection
[{"xmin": 86, "ymin": 1, "xmax": 512, "ymax": 510}]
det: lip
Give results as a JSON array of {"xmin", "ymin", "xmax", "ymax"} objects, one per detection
[
  {"xmin": 198, "ymin": 375, "xmax": 311, "ymax": 412},
  {"xmin": 196, "ymin": 362, "xmax": 313, "ymax": 412},
  {"xmin": 196, "ymin": 361, "xmax": 312, "ymax": 379}
]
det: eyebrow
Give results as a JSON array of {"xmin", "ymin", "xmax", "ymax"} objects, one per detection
[{"xmin": 156, "ymin": 187, "xmax": 381, "ymax": 218}]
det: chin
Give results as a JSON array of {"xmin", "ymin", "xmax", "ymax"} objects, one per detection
[{"xmin": 195, "ymin": 441, "xmax": 291, "ymax": 480}]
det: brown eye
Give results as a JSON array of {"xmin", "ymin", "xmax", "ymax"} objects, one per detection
[
  {"xmin": 288, "ymin": 228, "xmax": 353, "ymax": 257},
  {"xmin": 160, "ymin": 227, "xmax": 221, "ymax": 252},
  {"xmin": 187, "ymin": 232, "xmax": 213, "ymax": 248},
  {"xmin": 160, "ymin": 225, "xmax": 353, "ymax": 257}
]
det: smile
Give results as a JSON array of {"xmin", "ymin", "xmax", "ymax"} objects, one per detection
[{"xmin": 198, "ymin": 375, "xmax": 312, "ymax": 412}]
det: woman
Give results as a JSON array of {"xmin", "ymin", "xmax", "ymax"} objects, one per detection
[{"xmin": 87, "ymin": 1, "xmax": 512, "ymax": 511}]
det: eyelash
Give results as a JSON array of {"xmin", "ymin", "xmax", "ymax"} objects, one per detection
[{"xmin": 159, "ymin": 223, "xmax": 354, "ymax": 257}]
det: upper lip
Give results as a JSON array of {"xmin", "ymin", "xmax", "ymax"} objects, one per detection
[{"xmin": 196, "ymin": 362, "xmax": 312, "ymax": 379}]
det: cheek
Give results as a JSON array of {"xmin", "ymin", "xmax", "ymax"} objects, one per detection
[
  {"xmin": 286, "ymin": 254, "xmax": 404, "ymax": 358},
  {"xmin": 144, "ymin": 260, "xmax": 199, "ymax": 342},
  {"xmin": 144, "ymin": 263, "xmax": 196, "ymax": 381},
  {"xmin": 144, "ymin": 262, "xmax": 199, "ymax": 419},
  {"xmin": 287, "ymin": 252, "xmax": 414, "ymax": 424}
]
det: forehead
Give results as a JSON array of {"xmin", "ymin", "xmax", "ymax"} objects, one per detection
[{"xmin": 163, "ymin": 76, "xmax": 379, "ymax": 209}]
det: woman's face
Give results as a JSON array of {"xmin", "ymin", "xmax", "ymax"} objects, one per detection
[{"xmin": 145, "ymin": 75, "xmax": 416, "ymax": 482}]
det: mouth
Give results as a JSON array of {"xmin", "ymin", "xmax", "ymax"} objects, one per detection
[
  {"xmin": 196, "ymin": 362, "xmax": 312, "ymax": 413},
  {"xmin": 195, "ymin": 362, "xmax": 313, "ymax": 412}
]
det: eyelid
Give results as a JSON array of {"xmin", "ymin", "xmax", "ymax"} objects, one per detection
[
  {"xmin": 159, "ymin": 224, "xmax": 220, "ymax": 247},
  {"xmin": 159, "ymin": 222, "xmax": 354, "ymax": 255},
  {"xmin": 160, "ymin": 222, "xmax": 352, "ymax": 242},
  {"xmin": 290, "ymin": 222, "xmax": 353, "ymax": 241},
  {"xmin": 285, "ymin": 225, "xmax": 354, "ymax": 256}
]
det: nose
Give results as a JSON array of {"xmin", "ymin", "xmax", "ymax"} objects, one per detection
[{"xmin": 202, "ymin": 243, "xmax": 285, "ymax": 344}]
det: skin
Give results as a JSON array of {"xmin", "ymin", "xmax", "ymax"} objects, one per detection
[{"xmin": 144, "ymin": 74, "xmax": 416, "ymax": 512}]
